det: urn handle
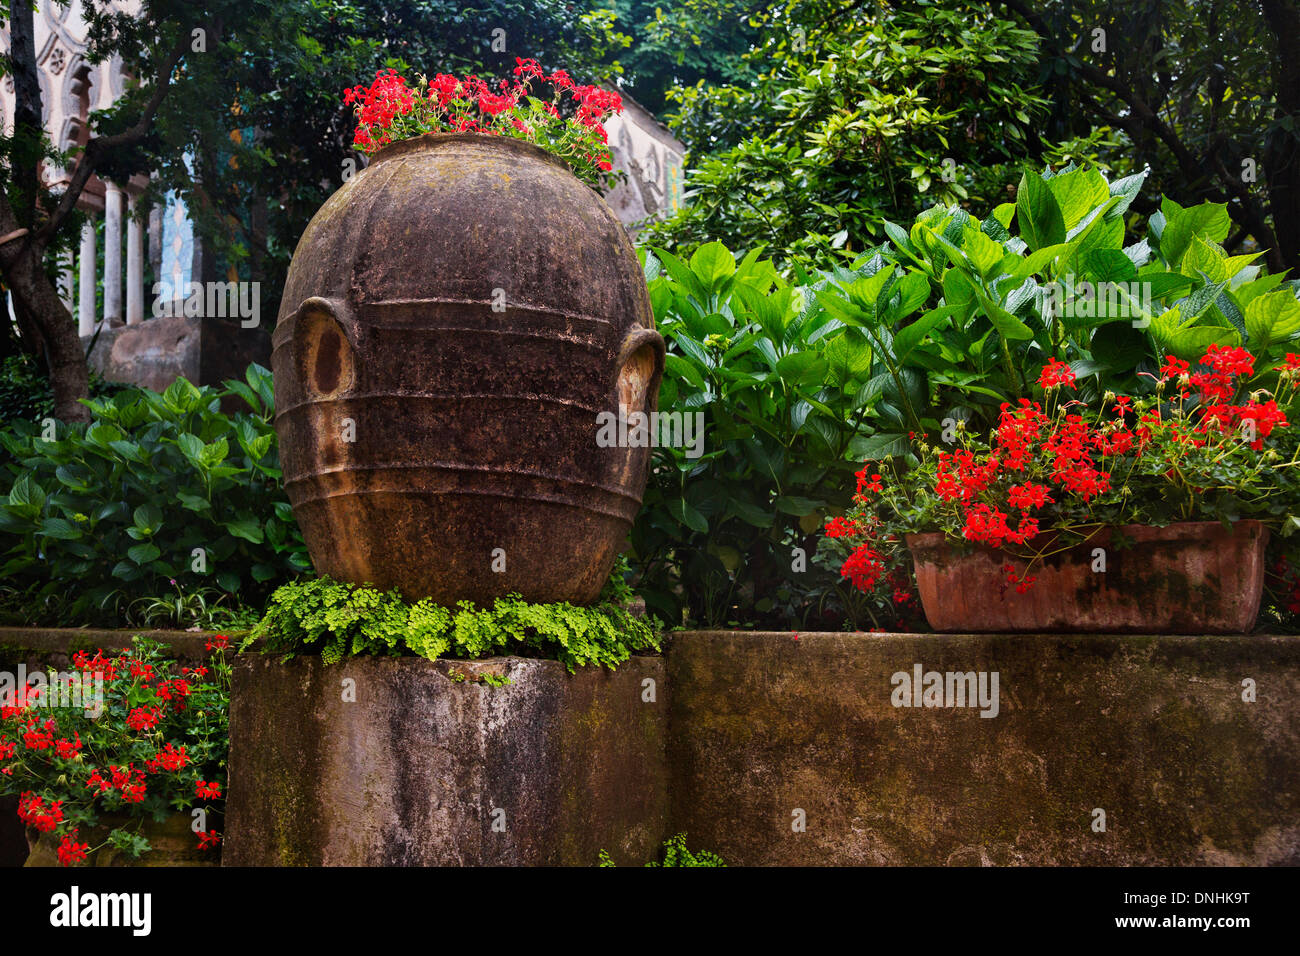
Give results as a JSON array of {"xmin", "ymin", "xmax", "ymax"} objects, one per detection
[
  {"xmin": 614, "ymin": 326, "xmax": 666, "ymax": 416},
  {"xmin": 292, "ymin": 296, "xmax": 356, "ymax": 400}
]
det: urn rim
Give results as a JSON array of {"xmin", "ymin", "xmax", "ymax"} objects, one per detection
[{"xmin": 367, "ymin": 130, "xmax": 575, "ymax": 175}]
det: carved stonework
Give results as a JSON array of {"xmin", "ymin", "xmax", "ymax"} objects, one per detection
[{"xmin": 601, "ymin": 91, "xmax": 687, "ymax": 234}]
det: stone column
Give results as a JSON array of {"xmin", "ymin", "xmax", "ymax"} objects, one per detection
[
  {"xmin": 60, "ymin": 250, "xmax": 75, "ymax": 314},
  {"xmin": 103, "ymin": 184, "xmax": 123, "ymax": 326},
  {"xmin": 77, "ymin": 215, "xmax": 97, "ymax": 336},
  {"xmin": 126, "ymin": 194, "xmax": 144, "ymax": 325}
]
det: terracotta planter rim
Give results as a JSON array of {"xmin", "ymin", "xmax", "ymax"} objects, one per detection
[
  {"xmin": 905, "ymin": 518, "xmax": 1269, "ymax": 633},
  {"xmin": 906, "ymin": 519, "xmax": 1265, "ymax": 549},
  {"xmin": 367, "ymin": 130, "xmax": 572, "ymax": 174}
]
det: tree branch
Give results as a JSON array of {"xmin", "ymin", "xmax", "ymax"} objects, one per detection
[{"xmin": 33, "ymin": 31, "xmax": 191, "ymax": 246}]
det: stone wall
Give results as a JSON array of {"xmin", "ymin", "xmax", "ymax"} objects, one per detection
[
  {"xmin": 85, "ymin": 314, "xmax": 271, "ymax": 393},
  {"xmin": 666, "ymin": 631, "xmax": 1300, "ymax": 865},
  {"xmin": 4, "ymin": 627, "xmax": 1298, "ymax": 866}
]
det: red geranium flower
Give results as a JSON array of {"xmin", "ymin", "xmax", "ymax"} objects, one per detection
[{"xmin": 1038, "ymin": 358, "xmax": 1077, "ymax": 389}]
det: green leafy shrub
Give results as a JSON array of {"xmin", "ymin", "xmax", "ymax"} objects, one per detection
[
  {"xmin": 645, "ymin": 0, "xmax": 1050, "ymax": 265},
  {"xmin": 817, "ymin": 165, "xmax": 1300, "ymax": 446},
  {"xmin": 633, "ymin": 242, "xmax": 919, "ymax": 631},
  {"xmin": 0, "ymin": 366, "xmax": 310, "ymax": 626},
  {"xmin": 249, "ymin": 560, "xmax": 660, "ymax": 672},
  {"xmin": 598, "ymin": 833, "xmax": 726, "ymax": 867}
]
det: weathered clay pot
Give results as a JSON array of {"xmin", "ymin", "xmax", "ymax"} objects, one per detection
[
  {"xmin": 273, "ymin": 133, "xmax": 664, "ymax": 606},
  {"xmin": 907, "ymin": 520, "xmax": 1268, "ymax": 633},
  {"xmin": 24, "ymin": 813, "xmax": 217, "ymax": 867}
]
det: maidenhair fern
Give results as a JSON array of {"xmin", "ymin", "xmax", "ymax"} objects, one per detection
[
  {"xmin": 598, "ymin": 834, "xmax": 726, "ymax": 867},
  {"xmin": 248, "ymin": 559, "xmax": 659, "ymax": 671}
]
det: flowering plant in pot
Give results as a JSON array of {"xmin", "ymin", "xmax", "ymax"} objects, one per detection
[
  {"xmin": 344, "ymin": 58, "xmax": 622, "ymax": 187},
  {"xmin": 823, "ymin": 346, "xmax": 1300, "ymax": 632},
  {"xmin": 0, "ymin": 635, "xmax": 229, "ymax": 865}
]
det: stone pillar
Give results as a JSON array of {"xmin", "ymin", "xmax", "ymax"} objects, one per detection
[
  {"xmin": 59, "ymin": 250, "xmax": 75, "ymax": 314},
  {"xmin": 225, "ymin": 655, "xmax": 669, "ymax": 866},
  {"xmin": 126, "ymin": 195, "xmax": 144, "ymax": 325},
  {"xmin": 77, "ymin": 215, "xmax": 97, "ymax": 336},
  {"xmin": 103, "ymin": 184, "xmax": 123, "ymax": 326}
]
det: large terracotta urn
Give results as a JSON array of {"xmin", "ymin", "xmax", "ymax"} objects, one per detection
[{"xmin": 272, "ymin": 133, "xmax": 664, "ymax": 606}]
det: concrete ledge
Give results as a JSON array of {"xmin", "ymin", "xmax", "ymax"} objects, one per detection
[
  {"xmin": 223, "ymin": 654, "xmax": 667, "ymax": 866},
  {"xmin": 665, "ymin": 631, "xmax": 1300, "ymax": 865},
  {"xmin": 0, "ymin": 628, "xmax": 230, "ymax": 666}
]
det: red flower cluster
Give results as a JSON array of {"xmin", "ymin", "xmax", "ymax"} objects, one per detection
[
  {"xmin": 1038, "ymin": 358, "xmax": 1077, "ymax": 389},
  {"xmin": 1, "ymin": 681, "xmax": 41, "ymax": 719},
  {"xmin": 86, "ymin": 764, "xmax": 147, "ymax": 804},
  {"xmin": 18, "ymin": 792, "xmax": 63, "ymax": 832},
  {"xmin": 824, "ymin": 515, "xmax": 857, "ymax": 538},
  {"xmin": 195, "ymin": 780, "xmax": 222, "ymax": 801},
  {"xmin": 342, "ymin": 61, "xmax": 622, "ymax": 181},
  {"xmin": 71, "ymin": 650, "xmax": 118, "ymax": 681},
  {"xmin": 55, "ymin": 733, "xmax": 81, "ymax": 760},
  {"xmin": 21, "ymin": 717, "xmax": 56, "ymax": 752},
  {"xmin": 855, "ymin": 469, "xmax": 884, "ymax": 498},
  {"xmin": 2, "ymin": 639, "xmax": 230, "ymax": 866},
  {"xmin": 56, "ymin": 831, "xmax": 89, "ymax": 866},
  {"xmin": 145, "ymin": 743, "xmax": 189, "ymax": 773},
  {"xmin": 125, "ymin": 706, "xmax": 162, "ymax": 732},
  {"xmin": 829, "ymin": 342, "xmax": 1296, "ymax": 599},
  {"xmin": 841, "ymin": 545, "xmax": 885, "ymax": 592},
  {"xmin": 155, "ymin": 678, "xmax": 191, "ymax": 712}
]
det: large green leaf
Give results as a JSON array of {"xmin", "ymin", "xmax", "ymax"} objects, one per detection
[
  {"xmin": 225, "ymin": 517, "xmax": 265, "ymax": 543},
  {"xmin": 127, "ymin": 542, "xmax": 162, "ymax": 565},
  {"xmin": 972, "ymin": 285, "xmax": 1034, "ymax": 341},
  {"xmin": 690, "ymin": 241, "xmax": 737, "ymax": 292},
  {"xmin": 1149, "ymin": 305, "xmax": 1237, "ymax": 360},
  {"xmin": 1016, "ymin": 172, "xmax": 1067, "ymax": 251},
  {"xmin": 1159, "ymin": 198, "xmax": 1232, "ymax": 268},
  {"xmin": 39, "ymin": 517, "xmax": 82, "ymax": 540},
  {"xmin": 1245, "ymin": 289, "xmax": 1300, "ymax": 348},
  {"xmin": 1047, "ymin": 166, "xmax": 1110, "ymax": 231},
  {"xmin": 894, "ymin": 305, "xmax": 959, "ymax": 364}
]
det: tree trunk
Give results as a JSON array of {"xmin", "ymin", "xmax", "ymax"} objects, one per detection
[
  {"xmin": 1261, "ymin": 0, "xmax": 1300, "ymax": 273},
  {"xmin": 1, "ymin": 0, "xmax": 89, "ymax": 421},
  {"xmin": 2, "ymin": 242, "xmax": 90, "ymax": 422}
]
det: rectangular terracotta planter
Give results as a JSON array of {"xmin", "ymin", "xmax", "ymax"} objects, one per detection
[{"xmin": 906, "ymin": 520, "xmax": 1268, "ymax": 634}]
